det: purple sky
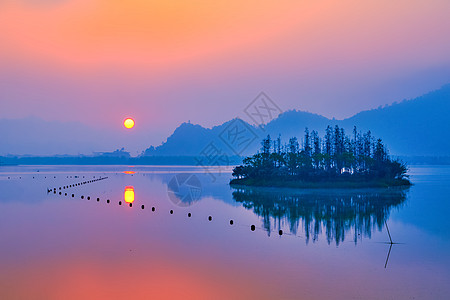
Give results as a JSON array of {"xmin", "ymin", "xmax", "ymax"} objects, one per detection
[{"xmin": 1, "ymin": 0, "xmax": 449, "ymax": 146}]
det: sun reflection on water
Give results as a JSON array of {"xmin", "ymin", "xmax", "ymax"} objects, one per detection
[{"xmin": 124, "ymin": 186, "xmax": 135, "ymax": 203}]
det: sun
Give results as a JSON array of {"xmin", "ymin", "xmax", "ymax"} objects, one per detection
[{"xmin": 123, "ymin": 118, "xmax": 135, "ymax": 129}]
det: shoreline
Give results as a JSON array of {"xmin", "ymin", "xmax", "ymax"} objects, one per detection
[{"xmin": 229, "ymin": 178, "xmax": 412, "ymax": 189}]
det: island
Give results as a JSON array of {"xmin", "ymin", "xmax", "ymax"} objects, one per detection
[{"xmin": 230, "ymin": 125, "xmax": 411, "ymax": 188}]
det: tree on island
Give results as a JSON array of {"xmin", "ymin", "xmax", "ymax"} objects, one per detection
[{"xmin": 231, "ymin": 125, "xmax": 410, "ymax": 188}]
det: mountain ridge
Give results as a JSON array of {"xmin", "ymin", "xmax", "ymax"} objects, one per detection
[
  {"xmin": 1, "ymin": 84, "xmax": 449, "ymax": 157},
  {"xmin": 144, "ymin": 84, "xmax": 450, "ymax": 157}
]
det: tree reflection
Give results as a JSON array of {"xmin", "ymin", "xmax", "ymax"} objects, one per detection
[{"xmin": 231, "ymin": 186, "xmax": 408, "ymax": 245}]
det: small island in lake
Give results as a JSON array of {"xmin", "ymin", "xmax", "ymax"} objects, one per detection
[{"xmin": 230, "ymin": 125, "xmax": 411, "ymax": 188}]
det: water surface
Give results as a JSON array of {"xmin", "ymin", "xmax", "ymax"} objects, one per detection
[{"xmin": 0, "ymin": 165, "xmax": 449, "ymax": 299}]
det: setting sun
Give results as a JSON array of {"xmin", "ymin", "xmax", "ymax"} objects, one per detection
[{"xmin": 124, "ymin": 118, "xmax": 135, "ymax": 129}]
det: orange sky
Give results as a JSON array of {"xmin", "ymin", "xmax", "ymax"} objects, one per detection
[
  {"xmin": 0, "ymin": 0, "xmax": 449, "ymax": 138},
  {"xmin": 0, "ymin": 0, "xmax": 307, "ymax": 69}
]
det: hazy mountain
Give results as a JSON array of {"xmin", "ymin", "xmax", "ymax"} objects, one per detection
[
  {"xmin": 264, "ymin": 109, "xmax": 334, "ymax": 140},
  {"xmin": 0, "ymin": 116, "xmax": 154, "ymax": 156},
  {"xmin": 342, "ymin": 84, "xmax": 450, "ymax": 156},
  {"xmin": 143, "ymin": 122, "xmax": 213, "ymax": 156},
  {"xmin": 1, "ymin": 84, "xmax": 449, "ymax": 157},
  {"xmin": 144, "ymin": 84, "xmax": 450, "ymax": 157},
  {"xmin": 142, "ymin": 119, "xmax": 260, "ymax": 157},
  {"xmin": 141, "ymin": 111, "xmax": 333, "ymax": 158},
  {"xmin": 0, "ymin": 117, "xmax": 100, "ymax": 155}
]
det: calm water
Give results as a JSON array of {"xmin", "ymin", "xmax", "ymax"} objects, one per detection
[{"xmin": 0, "ymin": 165, "xmax": 449, "ymax": 299}]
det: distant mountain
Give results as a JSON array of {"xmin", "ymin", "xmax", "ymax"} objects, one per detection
[
  {"xmin": 342, "ymin": 84, "xmax": 450, "ymax": 156},
  {"xmin": 2, "ymin": 84, "xmax": 449, "ymax": 157},
  {"xmin": 0, "ymin": 116, "xmax": 154, "ymax": 156},
  {"xmin": 0, "ymin": 117, "xmax": 102, "ymax": 155},
  {"xmin": 143, "ymin": 84, "xmax": 450, "ymax": 157},
  {"xmin": 143, "ymin": 122, "xmax": 214, "ymax": 156},
  {"xmin": 142, "ymin": 112, "xmax": 333, "ymax": 157},
  {"xmin": 264, "ymin": 109, "xmax": 333, "ymax": 140},
  {"xmin": 142, "ymin": 119, "xmax": 260, "ymax": 157},
  {"xmin": 265, "ymin": 110, "xmax": 335, "ymax": 140}
]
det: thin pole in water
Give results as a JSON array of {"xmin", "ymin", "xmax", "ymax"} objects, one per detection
[
  {"xmin": 385, "ymin": 220, "xmax": 393, "ymax": 244},
  {"xmin": 384, "ymin": 243, "xmax": 393, "ymax": 269}
]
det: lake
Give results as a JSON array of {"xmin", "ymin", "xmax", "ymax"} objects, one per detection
[{"xmin": 0, "ymin": 165, "xmax": 449, "ymax": 299}]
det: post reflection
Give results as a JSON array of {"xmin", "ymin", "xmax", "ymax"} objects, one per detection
[
  {"xmin": 231, "ymin": 186, "xmax": 409, "ymax": 245},
  {"xmin": 124, "ymin": 186, "xmax": 135, "ymax": 203}
]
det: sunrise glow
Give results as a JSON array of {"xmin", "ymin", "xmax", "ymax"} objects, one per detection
[
  {"xmin": 1, "ymin": 1, "xmax": 449, "ymax": 299},
  {"xmin": 124, "ymin": 118, "xmax": 135, "ymax": 129}
]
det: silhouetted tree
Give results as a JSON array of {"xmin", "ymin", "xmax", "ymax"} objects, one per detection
[{"xmin": 232, "ymin": 125, "xmax": 410, "ymax": 186}]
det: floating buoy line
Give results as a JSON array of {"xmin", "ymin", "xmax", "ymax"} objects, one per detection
[
  {"xmin": 4, "ymin": 172, "xmax": 397, "ymax": 268},
  {"xmin": 45, "ymin": 175, "xmax": 287, "ymax": 237},
  {"xmin": 7, "ymin": 173, "xmax": 390, "ymax": 245}
]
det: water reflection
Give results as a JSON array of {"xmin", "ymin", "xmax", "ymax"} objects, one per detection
[
  {"xmin": 231, "ymin": 186, "xmax": 409, "ymax": 245},
  {"xmin": 167, "ymin": 173, "xmax": 202, "ymax": 207},
  {"xmin": 124, "ymin": 186, "xmax": 135, "ymax": 203}
]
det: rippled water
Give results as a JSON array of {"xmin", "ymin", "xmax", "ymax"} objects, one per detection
[{"xmin": 0, "ymin": 165, "xmax": 449, "ymax": 299}]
